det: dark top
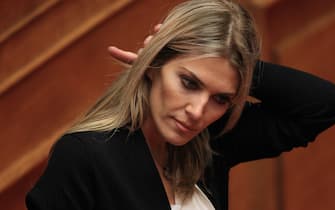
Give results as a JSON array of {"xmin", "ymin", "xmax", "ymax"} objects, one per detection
[{"xmin": 26, "ymin": 62, "xmax": 335, "ymax": 210}]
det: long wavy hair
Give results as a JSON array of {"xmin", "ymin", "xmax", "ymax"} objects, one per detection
[{"xmin": 69, "ymin": 0, "xmax": 260, "ymax": 198}]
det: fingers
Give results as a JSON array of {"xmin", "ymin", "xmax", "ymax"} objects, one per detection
[
  {"xmin": 143, "ymin": 35, "xmax": 153, "ymax": 46},
  {"xmin": 143, "ymin": 24, "xmax": 161, "ymax": 46},
  {"xmin": 107, "ymin": 24, "xmax": 162, "ymax": 65},
  {"xmin": 108, "ymin": 46, "xmax": 138, "ymax": 65},
  {"xmin": 154, "ymin": 24, "xmax": 162, "ymax": 32}
]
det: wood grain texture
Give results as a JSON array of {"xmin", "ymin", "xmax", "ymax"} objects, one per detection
[
  {"xmin": 0, "ymin": 0, "xmax": 60, "ymax": 43},
  {"xmin": 267, "ymin": 0, "xmax": 335, "ymax": 44},
  {"xmin": 282, "ymin": 129, "xmax": 335, "ymax": 210},
  {"xmin": 0, "ymin": 0, "xmax": 183, "ymax": 201},
  {"xmin": 230, "ymin": 159, "xmax": 282, "ymax": 210},
  {"xmin": 275, "ymin": 12, "xmax": 335, "ymax": 210},
  {"xmin": 0, "ymin": 160, "xmax": 47, "ymax": 210},
  {"xmin": 276, "ymin": 12, "xmax": 335, "ymax": 78},
  {"xmin": 0, "ymin": 0, "xmax": 133, "ymax": 193},
  {"xmin": 2, "ymin": 0, "xmax": 334, "ymax": 210},
  {"xmin": 0, "ymin": 0, "xmax": 132, "ymax": 95}
]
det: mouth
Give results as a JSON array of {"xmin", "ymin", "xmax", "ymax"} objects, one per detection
[{"xmin": 174, "ymin": 118, "xmax": 196, "ymax": 133}]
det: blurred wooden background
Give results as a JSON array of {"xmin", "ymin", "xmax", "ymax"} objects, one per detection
[{"xmin": 0, "ymin": 0, "xmax": 334, "ymax": 209}]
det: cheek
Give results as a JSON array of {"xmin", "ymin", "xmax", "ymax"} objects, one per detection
[
  {"xmin": 204, "ymin": 107, "xmax": 228, "ymax": 125},
  {"xmin": 160, "ymin": 78, "xmax": 185, "ymax": 108},
  {"xmin": 150, "ymin": 77, "xmax": 182, "ymax": 113}
]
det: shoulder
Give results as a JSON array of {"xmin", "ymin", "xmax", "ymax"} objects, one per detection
[
  {"xmin": 46, "ymin": 132, "xmax": 94, "ymax": 172},
  {"xmin": 52, "ymin": 128, "xmax": 145, "ymax": 163},
  {"xmin": 57, "ymin": 128, "xmax": 131, "ymax": 149},
  {"xmin": 42, "ymin": 129, "xmax": 135, "ymax": 180}
]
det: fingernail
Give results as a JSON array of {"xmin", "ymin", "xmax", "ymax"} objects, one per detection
[
  {"xmin": 144, "ymin": 35, "xmax": 153, "ymax": 44},
  {"xmin": 155, "ymin": 24, "xmax": 162, "ymax": 30}
]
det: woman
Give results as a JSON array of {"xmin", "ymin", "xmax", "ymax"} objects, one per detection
[{"xmin": 26, "ymin": 0, "xmax": 335, "ymax": 210}]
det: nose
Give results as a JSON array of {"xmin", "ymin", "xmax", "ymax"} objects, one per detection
[{"xmin": 185, "ymin": 94, "xmax": 209, "ymax": 121}]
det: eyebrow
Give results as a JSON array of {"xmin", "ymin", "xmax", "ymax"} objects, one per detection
[{"xmin": 181, "ymin": 67, "xmax": 237, "ymax": 97}]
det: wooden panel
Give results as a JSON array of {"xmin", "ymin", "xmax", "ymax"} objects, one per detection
[
  {"xmin": 0, "ymin": 161, "xmax": 47, "ymax": 210},
  {"xmin": 0, "ymin": 0, "xmax": 59, "ymax": 42},
  {"xmin": 231, "ymin": 1, "xmax": 335, "ymax": 209},
  {"xmin": 6, "ymin": 1, "xmax": 333, "ymax": 210},
  {"xmin": 0, "ymin": 0, "xmax": 183, "ymax": 196},
  {"xmin": 240, "ymin": 0, "xmax": 280, "ymax": 8},
  {"xmin": 0, "ymin": 0, "xmax": 132, "ymax": 95},
  {"xmin": 251, "ymin": 0, "xmax": 279, "ymax": 8},
  {"xmin": 274, "ymin": 5, "xmax": 335, "ymax": 210},
  {"xmin": 276, "ymin": 14, "xmax": 335, "ymax": 79},
  {"xmin": 267, "ymin": 0, "xmax": 335, "ymax": 44},
  {"xmin": 0, "ymin": 0, "xmax": 134, "ymax": 193},
  {"xmin": 230, "ymin": 159, "xmax": 282, "ymax": 210},
  {"xmin": 228, "ymin": 3, "xmax": 282, "ymax": 210},
  {"xmin": 282, "ymin": 130, "xmax": 335, "ymax": 210}
]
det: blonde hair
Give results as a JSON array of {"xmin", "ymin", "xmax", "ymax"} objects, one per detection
[{"xmin": 70, "ymin": 0, "xmax": 260, "ymax": 198}]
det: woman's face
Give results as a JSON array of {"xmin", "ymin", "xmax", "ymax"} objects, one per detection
[{"xmin": 143, "ymin": 56, "xmax": 239, "ymax": 146}]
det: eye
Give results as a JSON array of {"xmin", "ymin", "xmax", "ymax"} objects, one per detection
[
  {"xmin": 212, "ymin": 94, "xmax": 232, "ymax": 106},
  {"xmin": 181, "ymin": 76, "xmax": 199, "ymax": 90}
]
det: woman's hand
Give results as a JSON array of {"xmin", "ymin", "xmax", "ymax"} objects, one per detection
[
  {"xmin": 108, "ymin": 24, "xmax": 161, "ymax": 65},
  {"xmin": 107, "ymin": 46, "xmax": 138, "ymax": 65}
]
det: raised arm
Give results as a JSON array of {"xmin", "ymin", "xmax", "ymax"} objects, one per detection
[
  {"xmin": 108, "ymin": 38, "xmax": 335, "ymax": 167},
  {"xmin": 210, "ymin": 61, "xmax": 335, "ymax": 166}
]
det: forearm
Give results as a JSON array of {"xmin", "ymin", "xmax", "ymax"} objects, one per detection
[
  {"xmin": 210, "ymin": 61, "xmax": 335, "ymax": 166},
  {"xmin": 251, "ymin": 61, "xmax": 335, "ymax": 135}
]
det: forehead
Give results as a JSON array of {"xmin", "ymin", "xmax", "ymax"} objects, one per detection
[{"xmin": 165, "ymin": 56, "xmax": 239, "ymax": 94}]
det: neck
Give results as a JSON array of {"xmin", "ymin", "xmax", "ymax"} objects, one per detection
[
  {"xmin": 141, "ymin": 117, "xmax": 176, "ymax": 205},
  {"xmin": 141, "ymin": 117, "xmax": 168, "ymax": 169}
]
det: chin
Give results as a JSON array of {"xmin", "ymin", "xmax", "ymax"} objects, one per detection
[
  {"xmin": 163, "ymin": 131, "xmax": 195, "ymax": 146},
  {"xmin": 155, "ymin": 118, "xmax": 198, "ymax": 146},
  {"xmin": 168, "ymin": 140, "xmax": 189, "ymax": 146}
]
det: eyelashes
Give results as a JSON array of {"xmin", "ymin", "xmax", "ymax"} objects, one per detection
[
  {"xmin": 179, "ymin": 75, "xmax": 232, "ymax": 106},
  {"xmin": 181, "ymin": 76, "xmax": 199, "ymax": 90},
  {"xmin": 212, "ymin": 94, "xmax": 231, "ymax": 105}
]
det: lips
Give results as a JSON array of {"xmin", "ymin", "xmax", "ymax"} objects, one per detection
[{"xmin": 174, "ymin": 118, "xmax": 196, "ymax": 133}]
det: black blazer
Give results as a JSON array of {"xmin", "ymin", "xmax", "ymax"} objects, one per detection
[{"xmin": 26, "ymin": 62, "xmax": 335, "ymax": 210}]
